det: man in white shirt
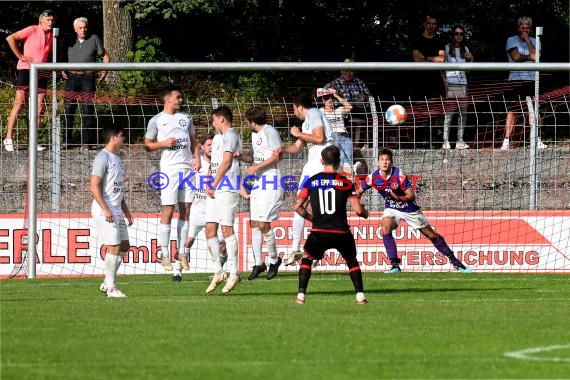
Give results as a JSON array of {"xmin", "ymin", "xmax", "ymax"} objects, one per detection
[
  {"xmin": 274, "ymin": 94, "xmax": 333, "ymax": 266},
  {"xmin": 144, "ymin": 85, "xmax": 200, "ymax": 273},
  {"xmin": 236, "ymin": 107, "xmax": 284, "ymax": 280},
  {"xmin": 205, "ymin": 106, "xmax": 243, "ymax": 294},
  {"xmin": 89, "ymin": 124, "xmax": 133, "ymax": 298}
]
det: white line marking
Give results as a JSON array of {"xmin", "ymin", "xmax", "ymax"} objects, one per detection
[{"xmin": 504, "ymin": 344, "xmax": 570, "ymax": 362}]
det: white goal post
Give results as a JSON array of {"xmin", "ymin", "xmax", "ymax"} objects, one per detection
[{"xmin": 24, "ymin": 57, "xmax": 570, "ymax": 279}]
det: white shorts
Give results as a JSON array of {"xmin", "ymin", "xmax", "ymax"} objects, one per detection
[
  {"xmin": 205, "ymin": 191, "xmax": 239, "ymax": 226},
  {"xmin": 188, "ymin": 201, "xmax": 206, "ymax": 238},
  {"xmin": 297, "ymin": 160, "xmax": 324, "ymax": 194},
  {"xmin": 94, "ymin": 214, "xmax": 129, "ymax": 245},
  {"xmin": 250, "ymin": 186, "xmax": 283, "ymax": 222},
  {"xmin": 382, "ymin": 208, "xmax": 429, "ymax": 230},
  {"xmin": 161, "ymin": 167, "xmax": 195, "ymax": 206}
]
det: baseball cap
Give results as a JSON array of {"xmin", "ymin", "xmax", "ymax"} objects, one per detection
[
  {"xmin": 40, "ymin": 10, "xmax": 55, "ymax": 17},
  {"xmin": 316, "ymin": 88, "xmax": 331, "ymax": 98}
]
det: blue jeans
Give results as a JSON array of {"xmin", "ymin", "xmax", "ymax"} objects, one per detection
[{"xmin": 334, "ymin": 133, "xmax": 353, "ymax": 166}]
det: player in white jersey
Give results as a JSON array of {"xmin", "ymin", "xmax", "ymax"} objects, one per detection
[
  {"xmin": 236, "ymin": 107, "xmax": 284, "ymax": 280},
  {"xmin": 205, "ymin": 106, "xmax": 243, "ymax": 294},
  {"xmin": 144, "ymin": 85, "xmax": 200, "ymax": 273},
  {"xmin": 274, "ymin": 94, "xmax": 333, "ymax": 266},
  {"xmin": 89, "ymin": 125, "xmax": 133, "ymax": 298},
  {"xmin": 175, "ymin": 135, "xmax": 227, "ymax": 281}
]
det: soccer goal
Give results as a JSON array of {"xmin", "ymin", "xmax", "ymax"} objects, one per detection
[{"xmin": 2, "ymin": 55, "xmax": 569, "ymax": 279}]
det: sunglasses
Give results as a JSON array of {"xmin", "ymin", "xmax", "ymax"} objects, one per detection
[
  {"xmin": 41, "ymin": 10, "xmax": 54, "ymax": 17},
  {"xmin": 454, "ymin": 32, "xmax": 465, "ymax": 36}
]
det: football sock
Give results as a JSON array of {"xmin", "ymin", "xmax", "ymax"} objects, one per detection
[
  {"xmin": 225, "ymin": 234, "xmax": 238, "ymax": 275},
  {"xmin": 291, "ymin": 213, "xmax": 304, "ymax": 251},
  {"xmin": 382, "ymin": 234, "xmax": 400, "ymax": 265},
  {"xmin": 177, "ymin": 220, "xmax": 189, "ymax": 255},
  {"xmin": 251, "ymin": 227, "xmax": 263, "ymax": 265},
  {"xmin": 104, "ymin": 253, "xmax": 120, "ymax": 289},
  {"xmin": 433, "ymin": 236, "xmax": 454, "ymax": 256},
  {"xmin": 263, "ymin": 230, "xmax": 279, "ymax": 264},
  {"xmin": 158, "ymin": 223, "xmax": 171, "ymax": 259},
  {"xmin": 207, "ymin": 237, "xmax": 222, "ymax": 272},
  {"xmin": 298, "ymin": 258, "xmax": 313, "ymax": 293},
  {"xmin": 115, "ymin": 254, "xmax": 123, "ymax": 272},
  {"xmin": 348, "ymin": 264, "xmax": 365, "ymax": 293}
]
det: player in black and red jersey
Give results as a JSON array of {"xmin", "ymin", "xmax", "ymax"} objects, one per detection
[{"xmin": 294, "ymin": 145, "xmax": 369, "ymax": 305}]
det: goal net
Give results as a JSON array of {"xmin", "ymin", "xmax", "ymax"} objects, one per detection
[{"xmin": 1, "ymin": 61, "xmax": 569, "ymax": 278}]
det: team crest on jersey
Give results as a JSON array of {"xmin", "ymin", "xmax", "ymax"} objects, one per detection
[
  {"xmin": 391, "ymin": 182, "xmax": 399, "ymax": 190},
  {"xmin": 303, "ymin": 123, "xmax": 310, "ymax": 131},
  {"xmin": 179, "ymin": 119, "xmax": 188, "ymax": 127},
  {"xmin": 256, "ymin": 137, "xmax": 263, "ymax": 145}
]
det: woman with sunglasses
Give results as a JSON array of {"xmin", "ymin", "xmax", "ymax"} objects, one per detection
[{"xmin": 442, "ymin": 25, "xmax": 473, "ymax": 150}]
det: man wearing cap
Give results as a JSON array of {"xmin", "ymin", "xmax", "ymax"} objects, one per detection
[
  {"xmin": 4, "ymin": 10, "xmax": 56, "ymax": 152},
  {"xmin": 62, "ymin": 17, "xmax": 110, "ymax": 150}
]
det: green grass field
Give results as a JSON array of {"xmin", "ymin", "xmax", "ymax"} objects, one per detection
[{"xmin": 2, "ymin": 272, "xmax": 570, "ymax": 380}]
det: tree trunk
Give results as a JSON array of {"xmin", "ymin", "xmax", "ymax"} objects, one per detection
[{"xmin": 103, "ymin": 0, "xmax": 133, "ymax": 88}]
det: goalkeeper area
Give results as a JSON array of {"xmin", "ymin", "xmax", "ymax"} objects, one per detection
[{"xmin": 0, "ymin": 62, "xmax": 569, "ymax": 278}]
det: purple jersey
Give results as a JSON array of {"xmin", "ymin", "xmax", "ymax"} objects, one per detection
[{"xmin": 360, "ymin": 166, "xmax": 420, "ymax": 213}]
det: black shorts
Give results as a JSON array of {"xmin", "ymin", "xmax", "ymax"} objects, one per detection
[
  {"xmin": 304, "ymin": 231, "xmax": 357, "ymax": 262},
  {"xmin": 504, "ymin": 80, "xmax": 535, "ymax": 102},
  {"xmin": 16, "ymin": 70, "xmax": 49, "ymax": 92}
]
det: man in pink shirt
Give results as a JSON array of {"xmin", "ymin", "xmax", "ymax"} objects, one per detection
[{"xmin": 4, "ymin": 10, "xmax": 56, "ymax": 152}]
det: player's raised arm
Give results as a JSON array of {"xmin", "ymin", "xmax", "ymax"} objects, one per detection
[{"xmin": 349, "ymin": 196, "xmax": 369, "ymax": 219}]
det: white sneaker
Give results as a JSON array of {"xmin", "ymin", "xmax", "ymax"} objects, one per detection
[
  {"xmin": 161, "ymin": 257, "xmax": 173, "ymax": 271},
  {"xmin": 106, "ymin": 288, "xmax": 127, "ymax": 298},
  {"xmin": 500, "ymin": 138, "xmax": 510, "ymax": 151},
  {"xmin": 3, "ymin": 139, "xmax": 14, "ymax": 152},
  {"xmin": 284, "ymin": 250, "xmax": 303, "ymax": 266},
  {"xmin": 206, "ymin": 270, "xmax": 228, "ymax": 293},
  {"xmin": 356, "ymin": 292, "xmax": 368, "ymax": 305},
  {"xmin": 99, "ymin": 283, "xmax": 107, "ymax": 293},
  {"xmin": 537, "ymin": 140, "xmax": 547, "ymax": 150},
  {"xmin": 221, "ymin": 274, "xmax": 241, "ymax": 293},
  {"xmin": 442, "ymin": 141, "xmax": 451, "ymax": 150},
  {"xmin": 455, "ymin": 140, "xmax": 469, "ymax": 150},
  {"xmin": 295, "ymin": 293, "xmax": 306, "ymax": 304},
  {"xmin": 178, "ymin": 251, "xmax": 190, "ymax": 270},
  {"xmin": 37, "ymin": 145, "xmax": 46, "ymax": 151}
]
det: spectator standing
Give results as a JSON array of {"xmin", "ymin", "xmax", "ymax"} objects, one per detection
[
  {"xmin": 443, "ymin": 25, "xmax": 473, "ymax": 150},
  {"xmin": 3, "ymin": 10, "xmax": 56, "ymax": 152},
  {"xmin": 89, "ymin": 124, "xmax": 133, "ymax": 298},
  {"xmin": 411, "ymin": 15, "xmax": 446, "ymax": 147},
  {"xmin": 317, "ymin": 87, "xmax": 358, "ymax": 175},
  {"xmin": 62, "ymin": 17, "xmax": 110, "ymax": 150},
  {"xmin": 501, "ymin": 16, "xmax": 547, "ymax": 150},
  {"xmin": 293, "ymin": 145, "xmax": 370, "ymax": 305},
  {"xmin": 324, "ymin": 58, "xmax": 372, "ymax": 145}
]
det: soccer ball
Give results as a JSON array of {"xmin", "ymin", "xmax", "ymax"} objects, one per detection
[{"xmin": 385, "ymin": 104, "xmax": 407, "ymax": 125}]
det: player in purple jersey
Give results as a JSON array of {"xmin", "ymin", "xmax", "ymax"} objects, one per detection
[
  {"xmin": 294, "ymin": 145, "xmax": 370, "ymax": 304},
  {"xmin": 357, "ymin": 147, "xmax": 471, "ymax": 273}
]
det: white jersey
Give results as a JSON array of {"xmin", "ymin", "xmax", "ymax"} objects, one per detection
[
  {"xmin": 303, "ymin": 108, "xmax": 333, "ymax": 164},
  {"xmin": 90, "ymin": 149, "xmax": 124, "ymax": 216},
  {"xmin": 251, "ymin": 124, "xmax": 282, "ymax": 178},
  {"xmin": 506, "ymin": 35, "xmax": 537, "ymax": 81},
  {"xmin": 192, "ymin": 155, "xmax": 210, "ymax": 208},
  {"xmin": 210, "ymin": 129, "xmax": 242, "ymax": 193},
  {"xmin": 145, "ymin": 111, "xmax": 195, "ymax": 170}
]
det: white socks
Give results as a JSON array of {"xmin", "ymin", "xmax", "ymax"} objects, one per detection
[
  {"xmin": 207, "ymin": 237, "xmax": 222, "ymax": 272},
  {"xmin": 291, "ymin": 213, "xmax": 304, "ymax": 252},
  {"xmin": 264, "ymin": 230, "xmax": 278, "ymax": 264},
  {"xmin": 177, "ymin": 220, "xmax": 189, "ymax": 256},
  {"xmin": 251, "ymin": 228, "xmax": 263, "ymax": 265},
  {"xmin": 104, "ymin": 253, "xmax": 120, "ymax": 289},
  {"xmin": 225, "ymin": 235, "xmax": 238, "ymax": 276},
  {"xmin": 158, "ymin": 223, "xmax": 171, "ymax": 259}
]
